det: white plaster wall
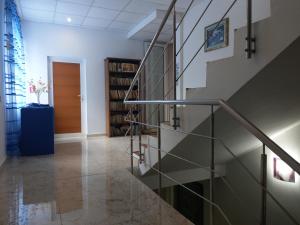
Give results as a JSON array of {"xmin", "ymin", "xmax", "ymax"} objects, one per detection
[
  {"xmin": 182, "ymin": 0, "xmax": 300, "ymax": 133},
  {"xmin": 22, "ymin": 21, "xmax": 144, "ymax": 135},
  {"xmin": 180, "ymin": 0, "xmax": 271, "ymax": 91},
  {"xmin": 210, "ymin": 123, "xmax": 300, "ymax": 225},
  {"xmin": 0, "ymin": 0, "xmax": 6, "ymax": 166}
]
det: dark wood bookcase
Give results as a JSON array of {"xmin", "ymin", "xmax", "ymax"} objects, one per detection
[{"xmin": 105, "ymin": 57, "xmax": 141, "ymax": 137}]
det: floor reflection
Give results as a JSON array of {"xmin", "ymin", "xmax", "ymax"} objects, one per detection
[{"xmin": 0, "ymin": 137, "xmax": 193, "ymax": 225}]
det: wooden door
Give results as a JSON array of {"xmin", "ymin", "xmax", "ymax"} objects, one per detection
[{"xmin": 53, "ymin": 62, "xmax": 81, "ymax": 134}]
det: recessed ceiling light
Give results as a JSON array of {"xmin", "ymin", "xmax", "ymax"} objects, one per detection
[{"xmin": 67, "ymin": 17, "xmax": 72, "ymax": 23}]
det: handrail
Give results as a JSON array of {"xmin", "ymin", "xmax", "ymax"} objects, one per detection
[
  {"xmin": 124, "ymin": 99, "xmax": 300, "ymax": 176},
  {"xmin": 125, "ymin": 99, "xmax": 220, "ymax": 106},
  {"xmin": 127, "ymin": 118, "xmax": 300, "ymax": 225},
  {"xmin": 124, "ymin": 0, "xmax": 178, "ymax": 101},
  {"xmin": 218, "ymin": 100, "xmax": 300, "ymax": 176}
]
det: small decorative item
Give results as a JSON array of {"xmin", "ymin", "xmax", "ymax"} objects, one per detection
[
  {"xmin": 28, "ymin": 77, "xmax": 48, "ymax": 104},
  {"xmin": 204, "ymin": 18, "xmax": 229, "ymax": 52},
  {"xmin": 274, "ymin": 158, "xmax": 295, "ymax": 183}
]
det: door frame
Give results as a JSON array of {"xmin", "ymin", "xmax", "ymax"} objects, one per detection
[{"xmin": 47, "ymin": 56, "xmax": 87, "ymax": 137}]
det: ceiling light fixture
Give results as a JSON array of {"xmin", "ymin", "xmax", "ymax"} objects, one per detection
[{"xmin": 67, "ymin": 17, "xmax": 72, "ymax": 23}]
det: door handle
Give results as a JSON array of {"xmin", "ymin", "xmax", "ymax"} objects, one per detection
[{"xmin": 78, "ymin": 95, "xmax": 83, "ymax": 102}]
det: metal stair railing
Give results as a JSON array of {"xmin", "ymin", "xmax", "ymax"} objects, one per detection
[
  {"xmin": 122, "ymin": 0, "xmax": 299, "ymax": 224},
  {"xmin": 126, "ymin": 99, "xmax": 300, "ymax": 176},
  {"xmin": 125, "ymin": 120, "xmax": 294, "ymax": 225},
  {"xmin": 124, "ymin": 0, "xmax": 222, "ymax": 133},
  {"xmin": 125, "ymin": 0, "xmax": 253, "ymax": 130},
  {"xmin": 125, "ymin": 100, "xmax": 300, "ymax": 225},
  {"xmin": 123, "ymin": 135, "xmax": 235, "ymax": 225}
]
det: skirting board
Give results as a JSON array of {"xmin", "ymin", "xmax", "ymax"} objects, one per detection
[
  {"xmin": 55, "ymin": 133, "xmax": 106, "ymax": 143},
  {"xmin": 55, "ymin": 133, "xmax": 85, "ymax": 143},
  {"xmin": 87, "ymin": 133, "xmax": 106, "ymax": 138}
]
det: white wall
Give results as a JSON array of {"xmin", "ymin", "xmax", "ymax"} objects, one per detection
[
  {"xmin": 180, "ymin": 0, "xmax": 270, "ymax": 92},
  {"xmin": 209, "ymin": 123, "xmax": 300, "ymax": 225},
  {"xmin": 182, "ymin": 0, "xmax": 300, "ymax": 132},
  {"xmin": 22, "ymin": 21, "xmax": 144, "ymax": 135},
  {"xmin": 146, "ymin": 0, "xmax": 271, "ymax": 168},
  {"xmin": 0, "ymin": 0, "xmax": 6, "ymax": 166}
]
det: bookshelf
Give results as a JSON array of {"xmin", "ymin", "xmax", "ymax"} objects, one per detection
[{"xmin": 105, "ymin": 57, "xmax": 141, "ymax": 137}]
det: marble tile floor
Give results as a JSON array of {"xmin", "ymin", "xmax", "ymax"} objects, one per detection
[{"xmin": 0, "ymin": 137, "xmax": 193, "ymax": 225}]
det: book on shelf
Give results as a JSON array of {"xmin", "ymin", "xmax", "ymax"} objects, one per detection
[
  {"xmin": 110, "ymin": 77, "xmax": 133, "ymax": 86},
  {"xmin": 110, "ymin": 115, "xmax": 125, "ymax": 124},
  {"xmin": 106, "ymin": 58, "xmax": 140, "ymax": 137},
  {"xmin": 108, "ymin": 62, "xmax": 139, "ymax": 73},
  {"xmin": 110, "ymin": 125, "xmax": 130, "ymax": 136},
  {"xmin": 110, "ymin": 102, "xmax": 138, "ymax": 111},
  {"xmin": 109, "ymin": 90, "xmax": 138, "ymax": 101}
]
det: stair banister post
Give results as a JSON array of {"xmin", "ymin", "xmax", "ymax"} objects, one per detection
[
  {"xmin": 210, "ymin": 105, "xmax": 215, "ymax": 225},
  {"xmin": 130, "ymin": 108, "xmax": 134, "ymax": 174},
  {"xmin": 246, "ymin": 0, "xmax": 256, "ymax": 58},
  {"xmin": 138, "ymin": 78, "xmax": 142, "ymax": 163},
  {"xmin": 172, "ymin": 5, "xmax": 179, "ymax": 130},
  {"xmin": 157, "ymin": 104, "xmax": 162, "ymax": 196},
  {"xmin": 261, "ymin": 144, "xmax": 267, "ymax": 225},
  {"xmin": 139, "ymin": 122, "xmax": 142, "ymax": 163}
]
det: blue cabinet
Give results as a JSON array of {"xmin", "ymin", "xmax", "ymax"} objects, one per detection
[{"xmin": 20, "ymin": 105, "xmax": 54, "ymax": 156}]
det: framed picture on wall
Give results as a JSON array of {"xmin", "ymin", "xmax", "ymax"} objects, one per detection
[
  {"xmin": 204, "ymin": 18, "xmax": 229, "ymax": 52},
  {"xmin": 273, "ymin": 158, "xmax": 295, "ymax": 183}
]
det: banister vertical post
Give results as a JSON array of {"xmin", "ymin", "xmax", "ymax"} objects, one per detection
[
  {"xmin": 138, "ymin": 75, "xmax": 142, "ymax": 163},
  {"xmin": 139, "ymin": 121, "xmax": 142, "ymax": 163},
  {"xmin": 246, "ymin": 0, "xmax": 255, "ymax": 58},
  {"xmin": 210, "ymin": 105, "xmax": 215, "ymax": 225},
  {"xmin": 172, "ymin": 5, "xmax": 179, "ymax": 130},
  {"xmin": 130, "ymin": 108, "xmax": 134, "ymax": 174},
  {"xmin": 157, "ymin": 105, "xmax": 162, "ymax": 196},
  {"xmin": 261, "ymin": 144, "xmax": 267, "ymax": 225}
]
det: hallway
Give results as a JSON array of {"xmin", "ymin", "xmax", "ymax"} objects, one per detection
[{"xmin": 0, "ymin": 137, "xmax": 193, "ymax": 225}]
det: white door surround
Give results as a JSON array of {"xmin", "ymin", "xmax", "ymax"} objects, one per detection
[{"xmin": 47, "ymin": 56, "xmax": 87, "ymax": 139}]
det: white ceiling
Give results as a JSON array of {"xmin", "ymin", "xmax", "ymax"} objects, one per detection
[
  {"xmin": 128, "ymin": 9, "xmax": 182, "ymax": 42},
  {"xmin": 16, "ymin": 0, "xmax": 197, "ymax": 40}
]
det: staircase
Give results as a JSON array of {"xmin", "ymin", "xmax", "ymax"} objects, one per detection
[
  {"xmin": 134, "ymin": 0, "xmax": 300, "ymax": 177},
  {"xmin": 124, "ymin": 0, "xmax": 300, "ymax": 224}
]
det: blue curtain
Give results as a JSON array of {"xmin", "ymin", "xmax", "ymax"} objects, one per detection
[{"xmin": 4, "ymin": 0, "xmax": 26, "ymax": 155}]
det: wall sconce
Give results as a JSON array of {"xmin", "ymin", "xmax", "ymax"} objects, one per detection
[{"xmin": 273, "ymin": 158, "xmax": 295, "ymax": 183}]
